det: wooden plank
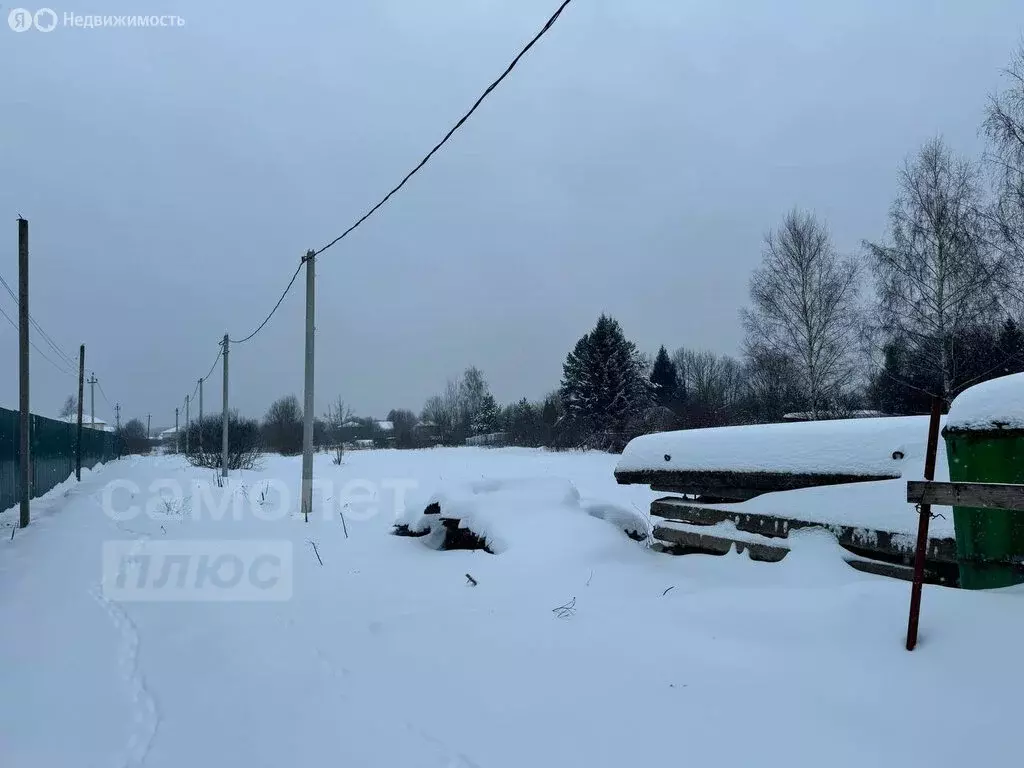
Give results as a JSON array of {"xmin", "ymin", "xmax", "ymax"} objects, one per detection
[
  {"xmin": 651, "ymin": 498, "xmax": 959, "ymax": 563},
  {"xmin": 652, "ymin": 525, "xmax": 790, "ymax": 562},
  {"xmin": 907, "ymin": 481, "xmax": 1024, "ymax": 512},
  {"xmin": 616, "ymin": 468, "xmax": 897, "ymax": 502},
  {"xmin": 652, "ymin": 525, "xmax": 951, "ymax": 584}
]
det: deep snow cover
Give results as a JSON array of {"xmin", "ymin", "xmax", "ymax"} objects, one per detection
[
  {"xmin": 946, "ymin": 371, "xmax": 1024, "ymax": 431},
  {"xmin": 2, "ymin": 447, "xmax": 1022, "ymax": 768},
  {"xmin": 616, "ymin": 416, "xmax": 936, "ymax": 476}
]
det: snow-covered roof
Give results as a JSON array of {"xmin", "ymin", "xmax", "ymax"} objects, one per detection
[
  {"xmin": 947, "ymin": 372, "xmax": 1024, "ymax": 432},
  {"xmin": 158, "ymin": 427, "xmax": 180, "ymax": 438},
  {"xmin": 617, "ymin": 415, "xmax": 937, "ymax": 477},
  {"xmin": 375, "ymin": 420, "xmax": 394, "ymax": 432},
  {"xmin": 57, "ymin": 414, "xmax": 108, "ymax": 425}
]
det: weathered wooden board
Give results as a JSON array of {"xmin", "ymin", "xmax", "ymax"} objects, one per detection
[
  {"xmin": 651, "ymin": 497, "xmax": 958, "ymax": 563},
  {"xmin": 652, "ymin": 523, "xmax": 944, "ymax": 584},
  {"xmin": 616, "ymin": 469, "xmax": 896, "ymax": 501},
  {"xmin": 907, "ymin": 481, "xmax": 1024, "ymax": 512}
]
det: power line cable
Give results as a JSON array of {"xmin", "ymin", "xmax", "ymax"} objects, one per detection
[
  {"xmin": 0, "ymin": 301, "xmax": 76, "ymax": 377},
  {"xmin": 97, "ymin": 379, "xmax": 114, "ymax": 410},
  {"xmin": 201, "ymin": 347, "xmax": 222, "ymax": 382},
  {"xmin": 0, "ymin": 272, "xmax": 78, "ymax": 369},
  {"xmin": 220, "ymin": 0, "xmax": 573, "ymax": 348},
  {"xmin": 228, "ymin": 261, "xmax": 303, "ymax": 345},
  {"xmin": 313, "ymin": 0, "xmax": 574, "ymax": 258}
]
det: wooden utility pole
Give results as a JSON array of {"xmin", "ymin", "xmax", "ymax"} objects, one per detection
[
  {"xmin": 300, "ymin": 250, "xmax": 316, "ymax": 522},
  {"xmin": 184, "ymin": 394, "xmax": 190, "ymax": 454},
  {"xmin": 76, "ymin": 345, "xmax": 84, "ymax": 480},
  {"xmin": 146, "ymin": 413, "xmax": 151, "ymax": 439},
  {"xmin": 175, "ymin": 407, "xmax": 179, "ymax": 454},
  {"xmin": 906, "ymin": 395, "xmax": 943, "ymax": 651},
  {"xmin": 221, "ymin": 334, "xmax": 229, "ymax": 477},
  {"xmin": 18, "ymin": 217, "xmax": 30, "ymax": 528}
]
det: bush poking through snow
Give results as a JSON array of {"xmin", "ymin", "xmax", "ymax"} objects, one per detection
[{"xmin": 185, "ymin": 414, "xmax": 263, "ymax": 471}]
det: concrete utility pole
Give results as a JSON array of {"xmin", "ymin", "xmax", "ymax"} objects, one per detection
[
  {"xmin": 174, "ymin": 407, "xmax": 179, "ymax": 454},
  {"xmin": 76, "ymin": 345, "xmax": 84, "ymax": 481},
  {"xmin": 184, "ymin": 394, "xmax": 190, "ymax": 454},
  {"xmin": 87, "ymin": 373, "xmax": 97, "ymax": 429},
  {"xmin": 198, "ymin": 378, "xmax": 203, "ymax": 454},
  {"xmin": 18, "ymin": 217, "xmax": 30, "ymax": 528},
  {"xmin": 301, "ymin": 250, "xmax": 316, "ymax": 523},
  {"xmin": 114, "ymin": 403, "xmax": 121, "ymax": 431},
  {"xmin": 146, "ymin": 413, "xmax": 151, "ymax": 439},
  {"xmin": 221, "ymin": 334, "xmax": 229, "ymax": 478}
]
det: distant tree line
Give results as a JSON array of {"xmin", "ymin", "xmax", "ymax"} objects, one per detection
[
  {"xmin": 107, "ymin": 44, "xmax": 1024, "ymax": 458},
  {"xmin": 383, "ymin": 44, "xmax": 1024, "ymax": 450}
]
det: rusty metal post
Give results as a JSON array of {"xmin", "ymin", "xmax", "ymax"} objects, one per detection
[{"xmin": 906, "ymin": 395, "xmax": 944, "ymax": 651}]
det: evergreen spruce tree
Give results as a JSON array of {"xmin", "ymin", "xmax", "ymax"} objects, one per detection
[
  {"xmin": 649, "ymin": 345, "xmax": 679, "ymax": 409},
  {"xmin": 472, "ymin": 393, "xmax": 501, "ymax": 435},
  {"xmin": 560, "ymin": 314, "xmax": 652, "ymax": 447}
]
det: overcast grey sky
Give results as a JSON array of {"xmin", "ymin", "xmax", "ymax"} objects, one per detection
[{"xmin": 1, "ymin": 0, "xmax": 1021, "ymax": 428}]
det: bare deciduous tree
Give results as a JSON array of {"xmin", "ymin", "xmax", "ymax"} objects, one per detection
[
  {"xmin": 421, "ymin": 381, "xmax": 464, "ymax": 445},
  {"xmin": 59, "ymin": 395, "xmax": 77, "ymax": 418},
  {"xmin": 742, "ymin": 209, "xmax": 860, "ymax": 419},
  {"xmin": 263, "ymin": 395, "xmax": 303, "ymax": 455},
  {"xmin": 323, "ymin": 396, "xmax": 353, "ymax": 446},
  {"xmin": 671, "ymin": 348, "xmax": 743, "ymax": 425},
  {"xmin": 984, "ymin": 44, "xmax": 1024, "ymax": 298},
  {"xmin": 866, "ymin": 138, "xmax": 1001, "ymax": 400}
]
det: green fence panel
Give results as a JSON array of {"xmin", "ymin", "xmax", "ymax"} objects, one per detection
[{"xmin": 0, "ymin": 407, "xmax": 119, "ymax": 515}]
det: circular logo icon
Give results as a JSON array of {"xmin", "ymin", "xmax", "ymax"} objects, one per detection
[
  {"xmin": 34, "ymin": 8, "xmax": 58, "ymax": 32},
  {"xmin": 8, "ymin": 8, "xmax": 34, "ymax": 31}
]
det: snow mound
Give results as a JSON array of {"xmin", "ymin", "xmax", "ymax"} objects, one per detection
[
  {"xmin": 581, "ymin": 501, "xmax": 651, "ymax": 541},
  {"xmin": 400, "ymin": 476, "xmax": 645, "ymax": 553},
  {"xmin": 947, "ymin": 372, "xmax": 1024, "ymax": 432},
  {"xmin": 617, "ymin": 416, "xmax": 938, "ymax": 476}
]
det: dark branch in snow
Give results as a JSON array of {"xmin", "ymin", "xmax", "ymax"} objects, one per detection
[
  {"xmin": 308, "ymin": 540, "xmax": 323, "ymax": 567},
  {"xmin": 552, "ymin": 597, "xmax": 576, "ymax": 619}
]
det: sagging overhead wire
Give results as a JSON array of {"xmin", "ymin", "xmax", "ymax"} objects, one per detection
[
  {"xmin": 312, "ymin": 0, "xmax": 574, "ymax": 259},
  {"xmin": 0, "ymin": 301, "xmax": 77, "ymax": 377},
  {"xmin": 201, "ymin": 347, "xmax": 223, "ymax": 383},
  {"xmin": 215, "ymin": 0, "xmax": 573, "ymax": 352},
  {"xmin": 0, "ymin": 271, "xmax": 78, "ymax": 370},
  {"xmin": 228, "ymin": 261, "xmax": 304, "ymax": 345},
  {"xmin": 97, "ymin": 379, "xmax": 114, "ymax": 409}
]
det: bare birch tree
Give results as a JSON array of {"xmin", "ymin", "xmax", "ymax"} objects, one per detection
[
  {"xmin": 865, "ymin": 138, "xmax": 1000, "ymax": 400},
  {"xmin": 741, "ymin": 209, "xmax": 860, "ymax": 419},
  {"xmin": 984, "ymin": 44, "xmax": 1024, "ymax": 299}
]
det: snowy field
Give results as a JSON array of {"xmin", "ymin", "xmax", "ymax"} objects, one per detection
[{"xmin": 2, "ymin": 447, "xmax": 1023, "ymax": 768}]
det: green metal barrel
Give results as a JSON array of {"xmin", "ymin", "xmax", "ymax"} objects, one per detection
[{"xmin": 945, "ymin": 427, "xmax": 1024, "ymax": 589}]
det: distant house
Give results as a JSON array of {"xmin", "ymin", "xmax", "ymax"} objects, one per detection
[
  {"xmin": 465, "ymin": 432, "xmax": 507, "ymax": 447},
  {"xmin": 57, "ymin": 414, "xmax": 112, "ymax": 432},
  {"xmin": 338, "ymin": 418, "xmax": 396, "ymax": 446},
  {"xmin": 413, "ymin": 420, "xmax": 441, "ymax": 445}
]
